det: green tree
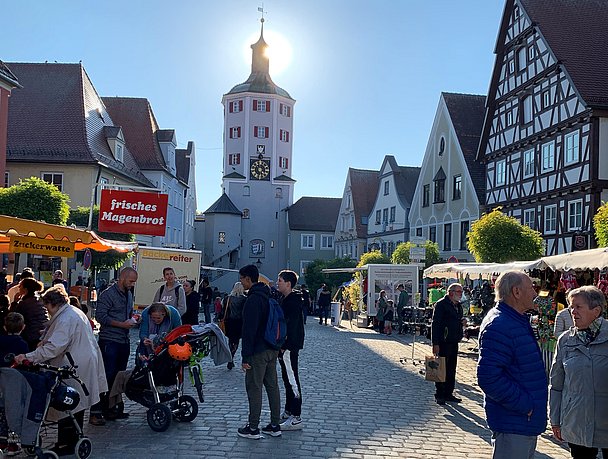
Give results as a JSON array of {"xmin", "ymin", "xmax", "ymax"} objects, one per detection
[
  {"xmin": 391, "ymin": 240, "xmax": 440, "ymax": 268},
  {"xmin": 304, "ymin": 256, "xmax": 357, "ymax": 297},
  {"xmin": 67, "ymin": 206, "xmax": 135, "ymax": 270},
  {"xmin": 467, "ymin": 208, "xmax": 544, "ymax": 262},
  {"xmin": 594, "ymin": 201, "xmax": 608, "ymax": 247},
  {"xmin": 0, "ymin": 177, "xmax": 70, "ymax": 224},
  {"xmin": 357, "ymin": 250, "xmax": 390, "ymax": 267}
]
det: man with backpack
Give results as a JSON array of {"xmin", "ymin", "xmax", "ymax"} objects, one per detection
[
  {"xmin": 152, "ymin": 267, "xmax": 186, "ymax": 316},
  {"xmin": 237, "ymin": 264, "xmax": 282, "ymax": 440}
]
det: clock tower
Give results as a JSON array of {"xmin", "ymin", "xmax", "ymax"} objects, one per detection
[{"xmin": 220, "ymin": 16, "xmax": 296, "ymax": 279}]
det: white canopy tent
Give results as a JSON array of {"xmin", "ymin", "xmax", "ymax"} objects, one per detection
[
  {"xmin": 423, "ymin": 260, "xmax": 548, "ymax": 279},
  {"xmin": 424, "ymin": 246, "xmax": 608, "ymax": 279}
]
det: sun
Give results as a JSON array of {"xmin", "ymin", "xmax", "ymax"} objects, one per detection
[{"xmin": 243, "ymin": 29, "xmax": 293, "ymax": 76}]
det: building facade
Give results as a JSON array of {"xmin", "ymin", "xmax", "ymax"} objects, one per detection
[
  {"xmin": 0, "ymin": 61, "xmax": 20, "ymax": 187},
  {"xmin": 367, "ymin": 156, "xmax": 420, "ymax": 259},
  {"xmin": 335, "ymin": 168, "xmax": 379, "ymax": 260},
  {"xmin": 410, "ymin": 93, "xmax": 485, "ymax": 261},
  {"xmin": 103, "ymin": 97, "xmax": 194, "ymax": 248},
  {"xmin": 287, "ymin": 197, "xmax": 341, "ymax": 277},
  {"xmin": 479, "ymin": 0, "xmax": 608, "ymax": 255}
]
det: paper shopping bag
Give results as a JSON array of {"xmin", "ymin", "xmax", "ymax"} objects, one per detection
[{"xmin": 425, "ymin": 356, "xmax": 446, "ymax": 382}]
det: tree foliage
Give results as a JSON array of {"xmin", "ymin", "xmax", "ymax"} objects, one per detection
[
  {"xmin": 68, "ymin": 206, "xmax": 135, "ymax": 270},
  {"xmin": 0, "ymin": 177, "xmax": 70, "ymax": 224},
  {"xmin": 357, "ymin": 250, "xmax": 390, "ymax": 267},
  {"xmin": 594, "ymin": 201, "xmax": 608, "ymax": 247},
  {"xmin": 467, "ymin": 208, "xmax": 544, "ymax": 263},
  {"xmin": 391, "ymin": 240, "xmax": 440, "ymax": 267},
  {"xmin": 304, "ymin": 257, "xmax": 357, "ymax": 296}
]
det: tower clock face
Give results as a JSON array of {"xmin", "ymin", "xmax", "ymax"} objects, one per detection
[{"xmin": 250, "ymin": 159, "xmax": 270, "ymax": 180}]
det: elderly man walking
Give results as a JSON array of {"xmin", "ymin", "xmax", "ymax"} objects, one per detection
[
  {"xmin": 477, "ymin": 271, "xmax": 547, "ymax": 459},
  {"xmin": 431, "ymin": 282, "xmax": 464, "ymax": 405}
]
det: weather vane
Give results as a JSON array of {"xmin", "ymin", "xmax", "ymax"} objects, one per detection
[{"xmin": 258, "ymin": 4, "xmax": 266, "ymax": 23}]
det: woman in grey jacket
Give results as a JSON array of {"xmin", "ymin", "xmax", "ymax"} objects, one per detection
[{"xmin": 549, "ymin": 286, "xmax": 608, "ymax": 459}]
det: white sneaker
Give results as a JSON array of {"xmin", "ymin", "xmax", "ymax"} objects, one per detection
[
  {"xmin": 280, "ymin": 411, "xmax": 291, "ymax": 421},
  {"xmin": 280, "ymin": 415, "xmax": 303, "ymax": 431}
]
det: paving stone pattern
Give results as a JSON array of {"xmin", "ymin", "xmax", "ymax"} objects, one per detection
[{"xmin": 46, "ymin": 320, "xmax": 572, "ymax": 458}]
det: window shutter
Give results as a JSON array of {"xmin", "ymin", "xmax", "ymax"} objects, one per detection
[
  {"xmin": 280, "ymin": 103, "xmax": 284, "ymax": 114},
  {"xmin": 237, "ymin": 127, "xmax": 241, "ymax": 137},
  {"xmin": 265, "ymin": 127, "xmax": 269, "ymax": 138},
  {"xmin": 229, "ymin": 102, "xmax": 234, "ymax": 113},
  {"xmin": 286, "ymin": 158, "xmax": 289, "ymax": 168},
  {"xmin": 237, "ymin": 153, "xmax": 240, "ymax": 164},
  {"xmin": 239, "ymin": 100, "xmax": 243, "ymax": 111},
  {"xmin": 253, "ymin": 100, "xmax": 258, "ymax": 111},
  {"xmin": 266, "ymin": 101, "xmax": 270, "ymax": 112},
  {"xmin": 230, "ymin": 128, "xmax": 233, "ymax": 139},
  {"xmin": 286, "ymin": 131, "xmax": 290, "ymax": 142}
]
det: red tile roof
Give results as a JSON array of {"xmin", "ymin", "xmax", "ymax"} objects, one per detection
[
  {"xmin": 6, "ymin": 63, "xmax": 151, "ymax": 186},
  {"xmin": 520, "ymin": 0, "xmax": 608, "ymax": 108},
  {"xmin": 102, "ymin": 97, "xmax": 167, "ymax": 171},
  {"xmin": 349, "ymin": 168, "xmax": 379, "ymax": 238}
]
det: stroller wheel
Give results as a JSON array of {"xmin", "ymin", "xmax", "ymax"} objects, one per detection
[
  {"xmin": 173, "ymin": 395, "xmax": 198, "ymax": 422},
  {"xmin": 147, "ymin": 403, "xmax": 172, "ymax": 432},
  {"xmin": 75, "ymin": 437, "xmax": 92, "ymax": 459}
]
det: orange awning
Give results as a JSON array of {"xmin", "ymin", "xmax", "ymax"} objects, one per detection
[{"xmin": 0, "ymin": 215, "xmax": 137, "ymax": 253}]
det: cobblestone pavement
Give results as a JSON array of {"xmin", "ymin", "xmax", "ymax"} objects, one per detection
[{"xmin": 41, "ymin": 319, "xmax": 571, "ymax": 458}]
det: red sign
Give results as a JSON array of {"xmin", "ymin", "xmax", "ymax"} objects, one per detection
[{"xmin": 98, "ymin": 189, "xmax": 168, "ymax": 236}]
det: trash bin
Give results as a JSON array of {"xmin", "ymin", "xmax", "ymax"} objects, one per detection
[{"xmin": 331, "ymin": 302, "xmax": 341, "ymax": 326}]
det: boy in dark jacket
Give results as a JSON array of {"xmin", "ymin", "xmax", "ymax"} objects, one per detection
[
  {"xmin": 276, "ymin": 270, "xmax": 305, "ymax": 430},
  {"xmin": 237, "ymin": 265, "xmax": 281, "ymax": 439}
]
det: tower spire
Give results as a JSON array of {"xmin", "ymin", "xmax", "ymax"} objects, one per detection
[{"xmin": 251, "ymin": 5, "xmax": 270, "ymax": 74}]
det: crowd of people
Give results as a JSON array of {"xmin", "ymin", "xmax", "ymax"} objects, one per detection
[
  {"xmin": 427, "ymin": 271, "xmax": 608, "ymax": 459},
  {"xmin": 0, "ymin": 263, "xmax": 308, "ymax": 454}
]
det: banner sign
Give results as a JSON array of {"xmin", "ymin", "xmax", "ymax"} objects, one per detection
[
  {"xmin": 10, "ymin": 235, "xmax": 75, "ymax": 257},
  {"xmin": 98, "ymin": 189, "xmax": 168, "ymax": 236}
]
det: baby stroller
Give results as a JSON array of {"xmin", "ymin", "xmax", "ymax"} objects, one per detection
[
  {"xmin": 125, "ymin": 323, "xmax": 231, "ymax": 432},
  {"xmin": 0, "ymin": 353, "xmax": 92, "ymax": 459}
]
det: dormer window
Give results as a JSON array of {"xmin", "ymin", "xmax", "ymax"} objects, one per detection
[
  {"xmin": 115, "ymin": 143, "xmax": 124, "ymax": 163},
  {"xmin": 433, "ymin": 167, "xmax": 446, "ymax": 203}
]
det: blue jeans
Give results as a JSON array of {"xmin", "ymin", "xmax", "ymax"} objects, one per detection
[{"xmin": 491, "ymin": 432, "xmax": 537, "ymax": 459}]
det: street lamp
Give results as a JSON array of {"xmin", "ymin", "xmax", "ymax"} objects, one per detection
[{"xmin": 255, "ymin": 258, "xmax": 262, "ymax": 270}]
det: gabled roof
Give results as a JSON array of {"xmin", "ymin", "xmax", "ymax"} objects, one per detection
[
  {"xmin": 288, "ymin": 197, "xmax": 341, "ymax": 232},
  {"xmin": 175, "ymin": 141, "xmax": 193, "ymax": 184},
  {"xmin": 6, "ymin": 63, "xmax": 151, "ymax": 186},
  {"xmin": 0, "ymin": 61, "xmax": 20, "ymax": 88},
  {"xmin": 204, "ymin": 193, "xmax": 241, "ymax": 215},
  {"xmin": 382, "ymin": 155, "xmax": 421, "ymax": 207},
  {"xmin": 519, "ymin": 0, "xmax": 608, "ymax": 109},
  {"xmin": 442, "ymin": 92, "xmax": 486, "ymax": 203},
  {"xmin": 102, "ymin": 97, "xmax": 168, "ymax": 171},
  {"xmin": 349, "ymin": 168, "xmax": 379, "ymax": 238}
]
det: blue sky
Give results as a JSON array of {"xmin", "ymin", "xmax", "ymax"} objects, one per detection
[{"xmin": 3, "ymin": 0, "xmax": 505, "ymax": 212}]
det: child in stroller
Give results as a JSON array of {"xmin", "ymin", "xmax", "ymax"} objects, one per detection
[
  {"xmin": 0, "ymin": 352, "xmax": 92, "ymax": 459},
  {"xmin": 124, "ymin": 323, "xmax": 231, "ymax": 432}
]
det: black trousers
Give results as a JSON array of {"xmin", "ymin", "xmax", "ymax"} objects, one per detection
[
  {"xmin": 57, "ymin": 410, "xmax": 84, "ymax": 449},
  {"xmin": 318, "ymin": 305, "xmax": 328, "ymax": 323},
  {"xmin": 568, "ymin": 443, "xmax": 608, "ymax": 459},
  {"xmin": 435, "ymin": 342, "xmax": 458, "ymax": 399},
  {"xmin": 278, "ymin": 349, "xmax": 302, "ymax": 417}
]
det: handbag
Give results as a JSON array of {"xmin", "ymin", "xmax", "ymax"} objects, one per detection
[
  {"xmin": 424, "ymin": 355, "xmax": 446, "ymax": 382},
  {"xmin": 218, "ymin": 297, "xmax": 230, "ymax": 334}
]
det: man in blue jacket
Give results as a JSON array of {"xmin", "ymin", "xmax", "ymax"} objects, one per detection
[
  {"xmin": 237, "ymin": 264, "xmax": 281, "ymax": 439},
  {"xmin": 477, "ymin": 271, "xmax": 547, "ymax": 459}
]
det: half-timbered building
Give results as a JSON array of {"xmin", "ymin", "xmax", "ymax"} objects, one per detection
[{"xmin": 478, "ymin": 0, "xmax": 608, "ymax": 255}]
